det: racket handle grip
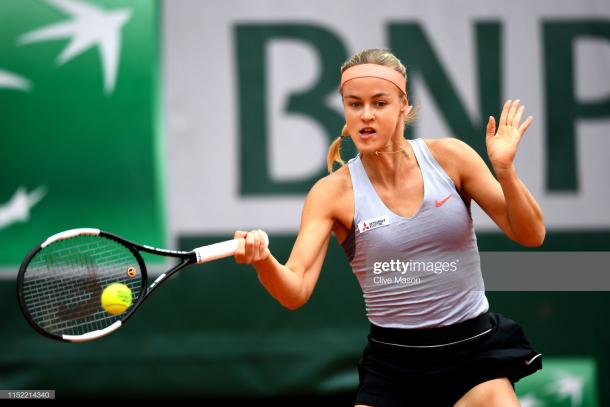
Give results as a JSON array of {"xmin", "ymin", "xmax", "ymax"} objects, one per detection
[{"xmin": 194, "ymin": 231, "xmax": 269, "ymax": 264}]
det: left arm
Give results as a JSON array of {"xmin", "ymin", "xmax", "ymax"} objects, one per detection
[
  {"xmin": 490, "ymin": 163, "xmax": 545, "ymax": 247},
  {"xmin": 434, "ymin": 99, "xmax": 545, "ymax": 247},
  {"xmin": 484, "ymin": 99, "xmax": 545, "ymax": 246}
]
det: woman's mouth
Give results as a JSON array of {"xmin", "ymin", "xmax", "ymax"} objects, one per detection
[{"xmin": 359, "ymin": 127, "xmax": 376, "ymax": 139}]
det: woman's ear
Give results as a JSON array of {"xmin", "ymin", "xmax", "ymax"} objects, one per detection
[
  {"xmin": 400, "ymin": 100, "xmax": 413, "ymax": 114},
  {"xmin": 400, "ymin": 95, "xmax": 410, "ymax": 111}
]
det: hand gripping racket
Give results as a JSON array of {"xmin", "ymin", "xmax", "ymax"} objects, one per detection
[{"xmin": 16, "ymin": 228, "xmax": 268, "ymax": 342}]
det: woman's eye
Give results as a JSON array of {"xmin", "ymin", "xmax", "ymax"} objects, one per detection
[
  {"xmin": 375, "ymin": 101, "xmax": 387, "ymax": 107},
  {"xmin": 350, "ymin": 102, "xmax": 361, "ymax": 108}
]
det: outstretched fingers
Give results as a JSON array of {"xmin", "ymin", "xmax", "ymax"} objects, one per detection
[
  {"xmin": 518, "ymin": 115, "xmax": 533, "ymax": 136},
  {"xmin": 486, "ymin": 115, "xmax": 496, "ymax": 143},
  {"xmin": 506, "ymin": 99, "xmax": 521, "ymax": 125},
  {"xmin": 499, "ymin": 99, "xmax": 511, "ymax": 126},
  {"xmin": 512, "ymin": 105, "xmax": 525, "ymax": 128}
]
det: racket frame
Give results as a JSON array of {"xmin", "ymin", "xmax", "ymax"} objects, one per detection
[{"xmin": 17, "ymin": 229, "xmax": 197, "ymax": 342}]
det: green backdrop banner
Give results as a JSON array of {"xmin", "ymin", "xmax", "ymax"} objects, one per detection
[{"xmin": 0, "ymin": 0, "xmax": 164, "ymax": 267}]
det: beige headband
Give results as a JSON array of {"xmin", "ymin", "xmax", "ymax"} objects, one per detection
[{"xmin": 340, "ymin": 63, "xmax": 406, "ymax": 95}]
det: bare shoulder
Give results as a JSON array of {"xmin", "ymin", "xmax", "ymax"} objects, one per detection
[
  {"xmin": 421, "ymin": 137, "xmax": 476, "ymax": 189},
  {"xmin": 422, "ymin": 137, "xmax": 492, "ymax": 196},
  {"xmin": 309, "ymin": 165, "xmax": 352, "ymax": 204},
  {"xmin": 305, "ymin": 165, "xmax": 354, "ymax": 226},
  {"xmin": 423, "ymin": 137, "xmax": 474, "ymax": 160}
]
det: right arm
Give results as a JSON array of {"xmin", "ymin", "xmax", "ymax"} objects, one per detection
[{"xmin": 234, "ymin": 177, "xmax": 337, "ymax": 310}]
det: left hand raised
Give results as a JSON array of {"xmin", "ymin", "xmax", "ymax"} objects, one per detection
[{"xmin": 486, "ymin": 99, "xmax": 533, "ymax": 171}]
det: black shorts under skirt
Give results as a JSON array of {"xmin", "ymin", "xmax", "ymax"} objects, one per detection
[{"xmin": 355, "ymin": 312, "xmax": 542, "ymax": 407}]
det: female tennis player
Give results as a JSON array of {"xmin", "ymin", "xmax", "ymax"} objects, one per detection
[{"xmin": 234, "ymin": 48, "xmax": 544, "ymax": 406}]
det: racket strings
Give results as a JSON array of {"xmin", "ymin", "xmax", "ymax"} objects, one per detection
[{"xmin": 22, "ymin": 236, "xmax": 143, "ymax": 337}]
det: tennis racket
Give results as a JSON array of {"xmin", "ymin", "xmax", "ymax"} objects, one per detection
[{"xmin": 17, "ymin": 228, "xmax": 268, "ymax": 343}]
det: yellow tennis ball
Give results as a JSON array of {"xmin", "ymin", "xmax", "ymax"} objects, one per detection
[{"xmin": 101, "ymin": 283, "xmax": 132, "ymax": 315}]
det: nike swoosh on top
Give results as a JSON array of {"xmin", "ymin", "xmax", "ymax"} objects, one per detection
[{"xmin": 435, "ymin": 194, "xmax": 452, "ymax": 207}]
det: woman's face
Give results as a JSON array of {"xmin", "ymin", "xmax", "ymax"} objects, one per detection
[{"xmin": 342, "ymin": 76, "xmax": 407, "ymax": 154}]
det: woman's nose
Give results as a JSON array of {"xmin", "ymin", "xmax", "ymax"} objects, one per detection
[{"xmin": 361, "ymin": 105, "xmax": 374, "ymax": 121}]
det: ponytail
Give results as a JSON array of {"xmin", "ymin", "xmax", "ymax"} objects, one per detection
[{"xmin": 326, "ymin": 125, "xmax": 349, "ymax": 173}]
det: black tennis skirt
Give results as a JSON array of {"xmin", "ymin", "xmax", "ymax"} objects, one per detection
[{"xmin": 355, "ymin": 312, "xmax": 542, "ymax": 407}]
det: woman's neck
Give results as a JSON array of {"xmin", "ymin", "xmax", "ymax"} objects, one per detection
[{"xmin": 361, "ymin": 137, "xmax": 417, "ymax": 188}]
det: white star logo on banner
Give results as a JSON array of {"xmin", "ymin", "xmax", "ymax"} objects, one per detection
[
  {"xmin": 0, "ymin": 186, "xmax": 47, "ymax": 230},
  {"xmin": 18, "ymin": 0, "xmax": 132, "ymax": 95},
  {"xmin": 0, "ymin": 69, "xmax": 31, "ymax": 91},
  {"xmin": 519, "ymin": 393, "xmax": 545, "ymax": 407},
  {"xmin": 546, "ymin": 370, "xmax": 585, "ymax": 407}
]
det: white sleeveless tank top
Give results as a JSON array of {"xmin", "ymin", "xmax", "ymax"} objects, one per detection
[{"xmin": 341, "ymin": 138, "xmax": 489, "ymax": 328}]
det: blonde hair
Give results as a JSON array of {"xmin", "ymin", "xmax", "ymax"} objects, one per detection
[{"xmin": 327, "ymin": 49, "xmax": 416, "ymax": 173}]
